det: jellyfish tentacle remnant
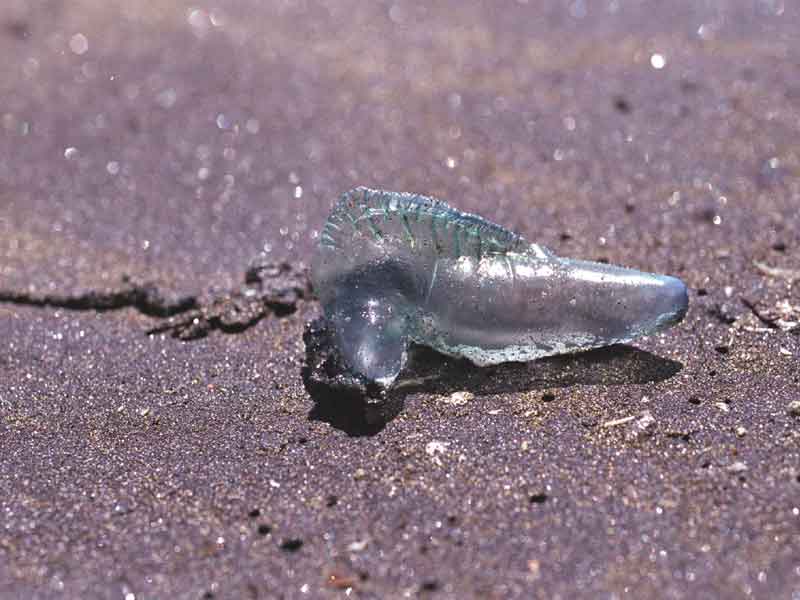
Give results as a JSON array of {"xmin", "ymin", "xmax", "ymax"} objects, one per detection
[{"xmin": 311, "ymin": 187, "xmax": 688, "ymax": 389}]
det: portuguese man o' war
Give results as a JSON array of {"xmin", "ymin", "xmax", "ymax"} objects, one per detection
[{"xmin": 312, "ymin": 188, "xmax": 688, "ymax": 389}]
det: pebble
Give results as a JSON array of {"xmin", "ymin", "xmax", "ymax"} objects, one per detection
[
  {"xmin": 425, "ymin": 440, "xmax": 449, "ymax": 466},
  {"xmin": 440, "ymin": 391, "xmax": 474, "ymax": 406},
  {"xmin": 347, "ymin": 539, "xmax": 369, "ymax": 552},
  {"xmin": 626, "ymin": 410, "xmax": 656, "ymax": 442},
  {"xmin": 425, "ymin": 440, "xmax": 449, "ymax": 456},
  {"xmin": 788, "ymin": 401, "xmax": 800, "ymax": 417}
]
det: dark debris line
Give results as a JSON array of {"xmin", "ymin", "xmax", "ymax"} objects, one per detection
[
  {"xmin": 0, "ymin": 258, "xmax": 312, "ymax": 339},
  {"xmin": 0, "ymin": 276, "xmax": 197, "ymax": 318}
]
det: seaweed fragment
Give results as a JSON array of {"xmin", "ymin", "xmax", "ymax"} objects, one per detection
[{"xmin": 148, "ymin": 259, "xmax": 310, "ymax": 340}]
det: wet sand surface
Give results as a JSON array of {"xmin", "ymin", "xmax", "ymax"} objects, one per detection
[{"xmin": 1, "ymin": 1, "xmax": 799, "ymax": 597}]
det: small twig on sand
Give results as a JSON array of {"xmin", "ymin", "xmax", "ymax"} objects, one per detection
[
  {"xmin": 754, "ymin": 260, "xmax": 800, "ymax": 282},
  {"xmin": 602, "ymin": 415, "xmax": 637, "ymax": 428}
]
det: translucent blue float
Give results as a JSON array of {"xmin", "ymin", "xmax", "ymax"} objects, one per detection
[{"xmin": 312, "ymin": 188, "xmax": 688, "ymax": 388}]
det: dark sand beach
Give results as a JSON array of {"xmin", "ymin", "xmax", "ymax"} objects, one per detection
[{"xmin": 1, "ymin": 1, "xmax": 798, "ymax": 597}]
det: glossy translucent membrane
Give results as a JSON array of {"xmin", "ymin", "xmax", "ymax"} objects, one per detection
[{"xmin": 312, "ymin": 187, "xmax": 688, "ymax": 388}]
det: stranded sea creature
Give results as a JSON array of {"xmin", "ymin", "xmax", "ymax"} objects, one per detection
[{"xmin": 312, "ymin": 188, "xmax": 688, "ymax": 389}]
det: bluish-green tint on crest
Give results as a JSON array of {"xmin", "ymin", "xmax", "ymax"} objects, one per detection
[{"xmin": 312, "ymin": 187, "xmax": 689, "ymax": 388}]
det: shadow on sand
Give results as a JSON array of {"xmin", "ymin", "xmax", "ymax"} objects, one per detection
[{"xmin": 301, "ymin": 319, "xmax": 683, "ymax": 437}]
